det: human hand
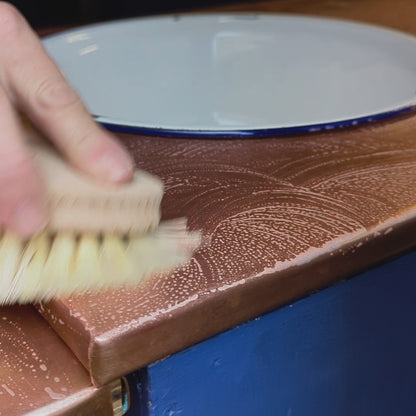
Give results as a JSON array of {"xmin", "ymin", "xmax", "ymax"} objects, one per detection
[{"xmin": 0, "ymin": 2, "xmax": 134, "ymax": 236}]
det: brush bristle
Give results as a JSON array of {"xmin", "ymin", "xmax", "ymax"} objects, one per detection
[{"xmin": 0, "ymin": 219, "xmax": 200, "ymax": 305}]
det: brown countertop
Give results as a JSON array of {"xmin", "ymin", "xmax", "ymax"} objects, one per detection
[
  {"xmin": 6, "ymin": 0, "xmax": 416, "ymax": 408},
  {"xmin": 39, "ymin": 108, "xmax": 416, "ymax": 385},
  {"xmin": 0, "ymin": 306, "xmax": 114, "ymax": 415},
  {"xmin": 37, "ymin": 0, "xmax": 416, "ymax": 387}
]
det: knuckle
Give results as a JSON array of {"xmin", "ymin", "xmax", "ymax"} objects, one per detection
[
  {"xmin": 34, "ymin": 77, "xmax": 81, "ymax": 111},
  {"xmin": 0, "ymin": 2, "xmax": 25, "ymax": 43},
  {"xmin": 77, "ymin": 126, "xmax": 98, "ymax": 144},
  {"xmin": 69, "ymin": 127, "xmax": 99, "ymax": 153}
]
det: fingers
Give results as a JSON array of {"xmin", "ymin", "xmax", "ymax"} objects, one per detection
[
  {"xmin": 0, "ymin": 3, "xmax": 134, "ymax": 236},
  {"xmin": 0, "ymin": 83, "xmax": 46, "ymax": 236},
  {"xmin": 0, "ymin": 2, "xmax": 134, "ymax": 185}
]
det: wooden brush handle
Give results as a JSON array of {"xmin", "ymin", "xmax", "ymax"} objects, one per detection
[{"xmin": 31, "ymin": 143, "xmax": 164, "ymax": 234}]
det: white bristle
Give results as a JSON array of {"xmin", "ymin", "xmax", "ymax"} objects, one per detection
[
  {"xmin": 38, "ymin": 232, "xmax": 76, "ymax": 300},
  {"xmin": 72, "ymin": 234, "xmax": 103, "ymax": 291},
  {"xmin": 0, "ymin": 233, "xmax": 24, "ymax": 304},
  {"xmin": 0, "ymin": 219, "xmax": 200, "ymax": 305},
  {"xmin": 100, "ymin": 235, "xmax": 131, "ymax": 285},
  {"xmin": 12, "ymin": 234, "xmax": 50, "ymax": 303}
]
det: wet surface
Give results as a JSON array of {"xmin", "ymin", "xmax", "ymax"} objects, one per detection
[
  {"xmin": 38, "ymin": 112, "xmax": 416, "ymax": 385},
  {"xmin": 0, "ymin": 305, "xmax": 113, "ymax": 415}
]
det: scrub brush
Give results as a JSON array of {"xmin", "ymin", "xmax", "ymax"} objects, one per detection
[{"xmin": 0, "ymin": 142, "xmax": 200, "ymax": 305}]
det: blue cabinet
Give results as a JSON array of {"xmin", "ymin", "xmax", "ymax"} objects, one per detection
[{"xmin": 126, "ymin": 250, "xmax": 416, "ymax": 416}]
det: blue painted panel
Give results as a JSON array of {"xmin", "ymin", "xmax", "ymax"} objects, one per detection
[{"xmin": 126, "ymin": 250, "xmax": 416, "ymax": 416}]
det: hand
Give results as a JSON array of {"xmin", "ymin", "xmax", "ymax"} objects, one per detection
[{"xmin": 0, "ymin": 2, "xmax": 134, "ymax": 236}]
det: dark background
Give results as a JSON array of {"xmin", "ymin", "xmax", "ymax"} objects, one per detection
[{"xmin": 7, "ymin": 0, "xmax": 243, "ymax": 28}]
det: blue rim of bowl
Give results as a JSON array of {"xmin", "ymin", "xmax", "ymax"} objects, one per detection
[{"xmin": 97, "ymin": 104, "xmax": 416, "ymax": 138}]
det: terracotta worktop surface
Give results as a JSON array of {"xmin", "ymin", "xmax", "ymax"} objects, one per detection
[
  {"xmin": 36, "ymin": 0, "xmax": 416, "ymax": 387},
  {"xmin": 0, "ymin": 306, "xmax": 114, "ymax": 415},
  {"xmin": 38, "ymin": 109, "xmax": 416, "ymax": 385},
  {"xmin": 2, "ymin": 1, "xmax": 416, "ymax": 414}
]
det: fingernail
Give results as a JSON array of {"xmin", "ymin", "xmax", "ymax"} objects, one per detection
[
  {"xmin": 9, "ymin": 200, "xmax": 47, "ymax": 237},
  {"xmin": 94, "ymin": 149, "xmax": 134, "ymax": 184}
]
